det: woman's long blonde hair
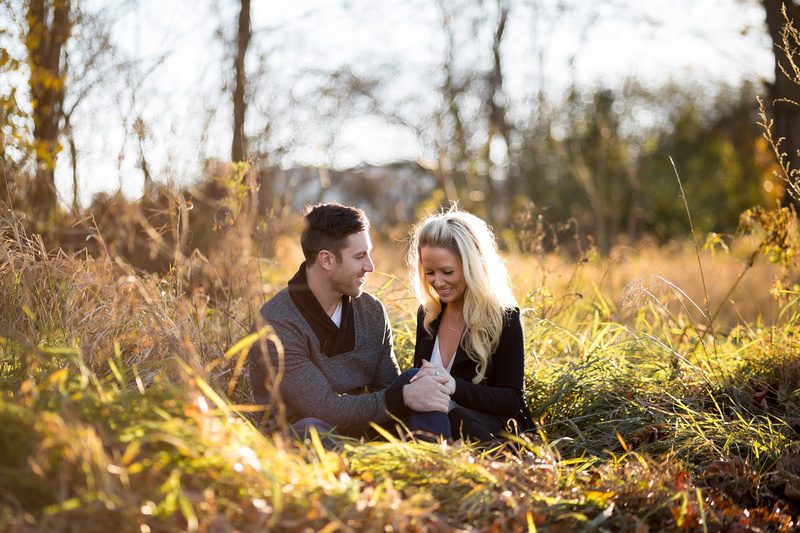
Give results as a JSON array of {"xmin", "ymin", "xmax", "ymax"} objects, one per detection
[{"xmin": 408, "ymin": 206, "xmax": 517, "ymax": 383}]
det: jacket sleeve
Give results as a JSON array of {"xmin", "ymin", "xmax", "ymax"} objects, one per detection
[
  {"xmin": 369, "ymin": 301, "xmax": 401, "ymax": 391},
  {"xmin": 450, "ymin": 308, "xmax": 526, "ymax": 418},
  {"xmin": 370, "ymin": 302, "xmax": 408, "ymax": 418},
  {"xmin": 412, "ymin": 306, "xmax": 427, "ymax": 368}
]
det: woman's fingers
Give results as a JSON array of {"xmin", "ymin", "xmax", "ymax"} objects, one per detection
[{"xmin": 410, "ymin": 361, "xmax": 447, "ymax": 383}]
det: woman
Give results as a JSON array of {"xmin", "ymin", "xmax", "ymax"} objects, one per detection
[{"xmin": 407, "ymin": 207, "xmax": 533, "ymax": 444}]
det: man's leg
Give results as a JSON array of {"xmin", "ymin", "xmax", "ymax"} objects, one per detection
[{"xmin": 288, "ymin": 418, "xmax": 342, "ymax": 450}]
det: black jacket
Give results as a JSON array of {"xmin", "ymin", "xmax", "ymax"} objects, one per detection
[{"xmin": 413, "ymin": 305, "xmax": 533, "ymax": 431}]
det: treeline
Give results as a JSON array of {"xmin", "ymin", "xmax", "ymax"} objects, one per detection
[
  {"xmin": 0, "ymin": 1, "xmax": 787, "ymax": 260},
  {"xmin": 6, "ymin": 81, "xmax": 776, "ymax": 259}
]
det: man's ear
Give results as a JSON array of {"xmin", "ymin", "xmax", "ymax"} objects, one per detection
[{"xmin": 317, "ymin": 250, "xmax": 335, "ymax": 271}]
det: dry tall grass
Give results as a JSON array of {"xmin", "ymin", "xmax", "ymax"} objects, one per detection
[{"xmin": 2, "ymin": 201, "xmax": 800, "ymax": 531}]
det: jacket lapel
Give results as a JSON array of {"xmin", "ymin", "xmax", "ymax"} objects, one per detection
[{"xmin": 419, "ymin": 312, "xmax": 440, "ymax": 362}]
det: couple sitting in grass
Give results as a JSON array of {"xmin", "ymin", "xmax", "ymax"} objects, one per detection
[{"xmin": 246, "ymin": 202, "xmax": 532, "ymax": 446}]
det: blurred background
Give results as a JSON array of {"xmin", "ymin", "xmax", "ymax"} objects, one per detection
[{"xmin": 1, "ymin": 0, "xmax": 796, "ymax": 259}]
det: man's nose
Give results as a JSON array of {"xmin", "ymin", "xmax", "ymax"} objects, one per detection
[{"xmin": 364, "ymin": 255, "xmax": 375, "ymax": 272}]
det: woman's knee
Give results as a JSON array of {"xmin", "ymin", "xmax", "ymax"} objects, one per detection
[
  {"xmin": 447, "ymin": 407, "xmax": 471, "ymax": 433},
  {"xmin": 448, "ymin": 407, "xmax": 497, "ymax": 444},
  {"xmin": 448, "ymin": 406, "xmax": 470, "ymax": 423}
]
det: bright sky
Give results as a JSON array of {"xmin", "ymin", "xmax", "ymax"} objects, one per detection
[{"xmin": 50, "ymin": 0, "xmax": 774, "ymax": 206}]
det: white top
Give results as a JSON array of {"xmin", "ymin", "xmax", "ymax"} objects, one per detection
[
  {"xmin": 430, "ymin": 335, "xmax": 456, "ymax": 372},
  {"xmin": 330, "ymin": 297, "xmax": 343, "ymax": 327},
  {"xmin": 431, "ymin": 335, "xmax": 457, "ymax": 411}
]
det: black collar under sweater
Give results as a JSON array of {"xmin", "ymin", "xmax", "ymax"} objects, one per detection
[{"xmin": 287, "ymin": 262, "xmax": 355, "ymax": 357}]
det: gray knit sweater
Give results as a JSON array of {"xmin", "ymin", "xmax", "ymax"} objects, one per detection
[{"xmin": 247, "ymin": 288, "xmax": 402, "ymax": 435}]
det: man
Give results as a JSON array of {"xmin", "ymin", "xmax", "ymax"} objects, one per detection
[{"xmin": 247, "ymin": 203, "xmax": 450, "ymax": 438}]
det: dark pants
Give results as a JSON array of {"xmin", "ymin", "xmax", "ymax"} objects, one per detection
[
  {"xmin": 288, "ymin": 418, "xmax": 342, "ymax": 450},
  {"xmin": 288, "ymin": 369, "xmax": 451, "ymax": 447},
  {"xmin": 448, "ymin": 406, "xmax": 511, "ymax": 445}
]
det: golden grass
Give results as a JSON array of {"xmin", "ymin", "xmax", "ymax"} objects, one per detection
[{"xmin": 2, "ymin": 206, "xmax": 800, "ymax": 532}]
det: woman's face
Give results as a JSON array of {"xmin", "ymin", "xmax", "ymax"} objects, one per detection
[{"xmin": 420, "ymin": 246, "xmax": 467, "ymax": 306}]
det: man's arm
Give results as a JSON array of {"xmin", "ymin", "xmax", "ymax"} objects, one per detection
[{"xmin": 368, "ymin": 302, "xmax": 401, "ymax": 392}]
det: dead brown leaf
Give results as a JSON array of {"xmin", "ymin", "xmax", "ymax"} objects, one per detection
[{"xmin": 630, "ymin": 423, "xmax": 666, "ymax": 449}]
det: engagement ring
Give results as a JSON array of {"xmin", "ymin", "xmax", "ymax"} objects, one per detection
[{"xmin": 435, "ymin": 371, "xmax": 440, "ymax": 376}]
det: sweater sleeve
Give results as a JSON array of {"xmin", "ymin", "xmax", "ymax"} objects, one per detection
[
  {"xmin": 450, "ymin": 308, "xmax": 526, "ymax": 418},
  {"xmin": 368, "ymin": 301, "xmax": 402, "ymax": 390},
  {"xmin": 412, "ymin": 306, "xmax": 426, "ymax": 368},
  {"xmin": 369, "ymin": 302, "xmax": 409, "ymax": 418}
]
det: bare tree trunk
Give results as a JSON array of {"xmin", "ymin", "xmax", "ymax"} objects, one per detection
[
  {"xmin": 763, "ymin": 0, "xmax": 800, "ymax": 210},
  {"xmin": 231, "ymin": 0, "xmax": 251, "ymax": 163},
  {"xmin": 486, "ymin": 0, "xmax": 512, "ymax": 226},
  {"xmin": 436, "ymin": 3, "xmax": 466, "ymax": 207},
  {"xmin": 66, "ymin": 118, "xmax": 79, "ymax": 212},
  {"xmin": 26, "ymin": 0, "xmax": 72, "ymax": 222},
  {"xmin": 134, "ymin": 116, "xmax": 153, "ymax": 196}
]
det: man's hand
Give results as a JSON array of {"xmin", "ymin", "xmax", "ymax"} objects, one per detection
[{"xmin": 402, "ymin": 376, "xmax": 450, "ymax": 413}]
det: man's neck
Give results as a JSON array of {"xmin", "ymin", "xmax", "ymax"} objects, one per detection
[{"xmin": 305, "ymin": 263, "xmax": 342, "ymax": 317}]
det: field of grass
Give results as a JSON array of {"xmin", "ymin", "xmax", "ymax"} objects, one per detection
[{"xmin": 2, "ymin": 205, "xmax": 800, "ymax": 532}]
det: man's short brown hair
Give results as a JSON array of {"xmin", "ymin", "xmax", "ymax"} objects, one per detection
[{"xmin": 301, "ymin": 203, "xmax": 370, "ymax": 265}]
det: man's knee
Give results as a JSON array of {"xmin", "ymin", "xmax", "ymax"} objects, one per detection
[
  {"xmin": 391, "ymin": 367, "xmax": 420, "ymax": 386},
  {"xmin": 290, "ymin": 418, "xmax": 334, "ymax": 437},
  {"xmin": 288, "ymin": 418, "xmax": 341, "ymax": 449}
]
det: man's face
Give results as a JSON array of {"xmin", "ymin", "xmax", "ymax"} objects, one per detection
[{"xmin": 330, "ymin": 231, "xmax": 375, "ymax": 298}]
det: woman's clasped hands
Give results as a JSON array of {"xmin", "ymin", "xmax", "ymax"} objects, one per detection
[
  {"xmin": 401, "ymin": 360, "xmax": 454, "ymax": 414},
  {"xmin": 410, "ymin": 360, "xmax": 456, "ymax": 395}
]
